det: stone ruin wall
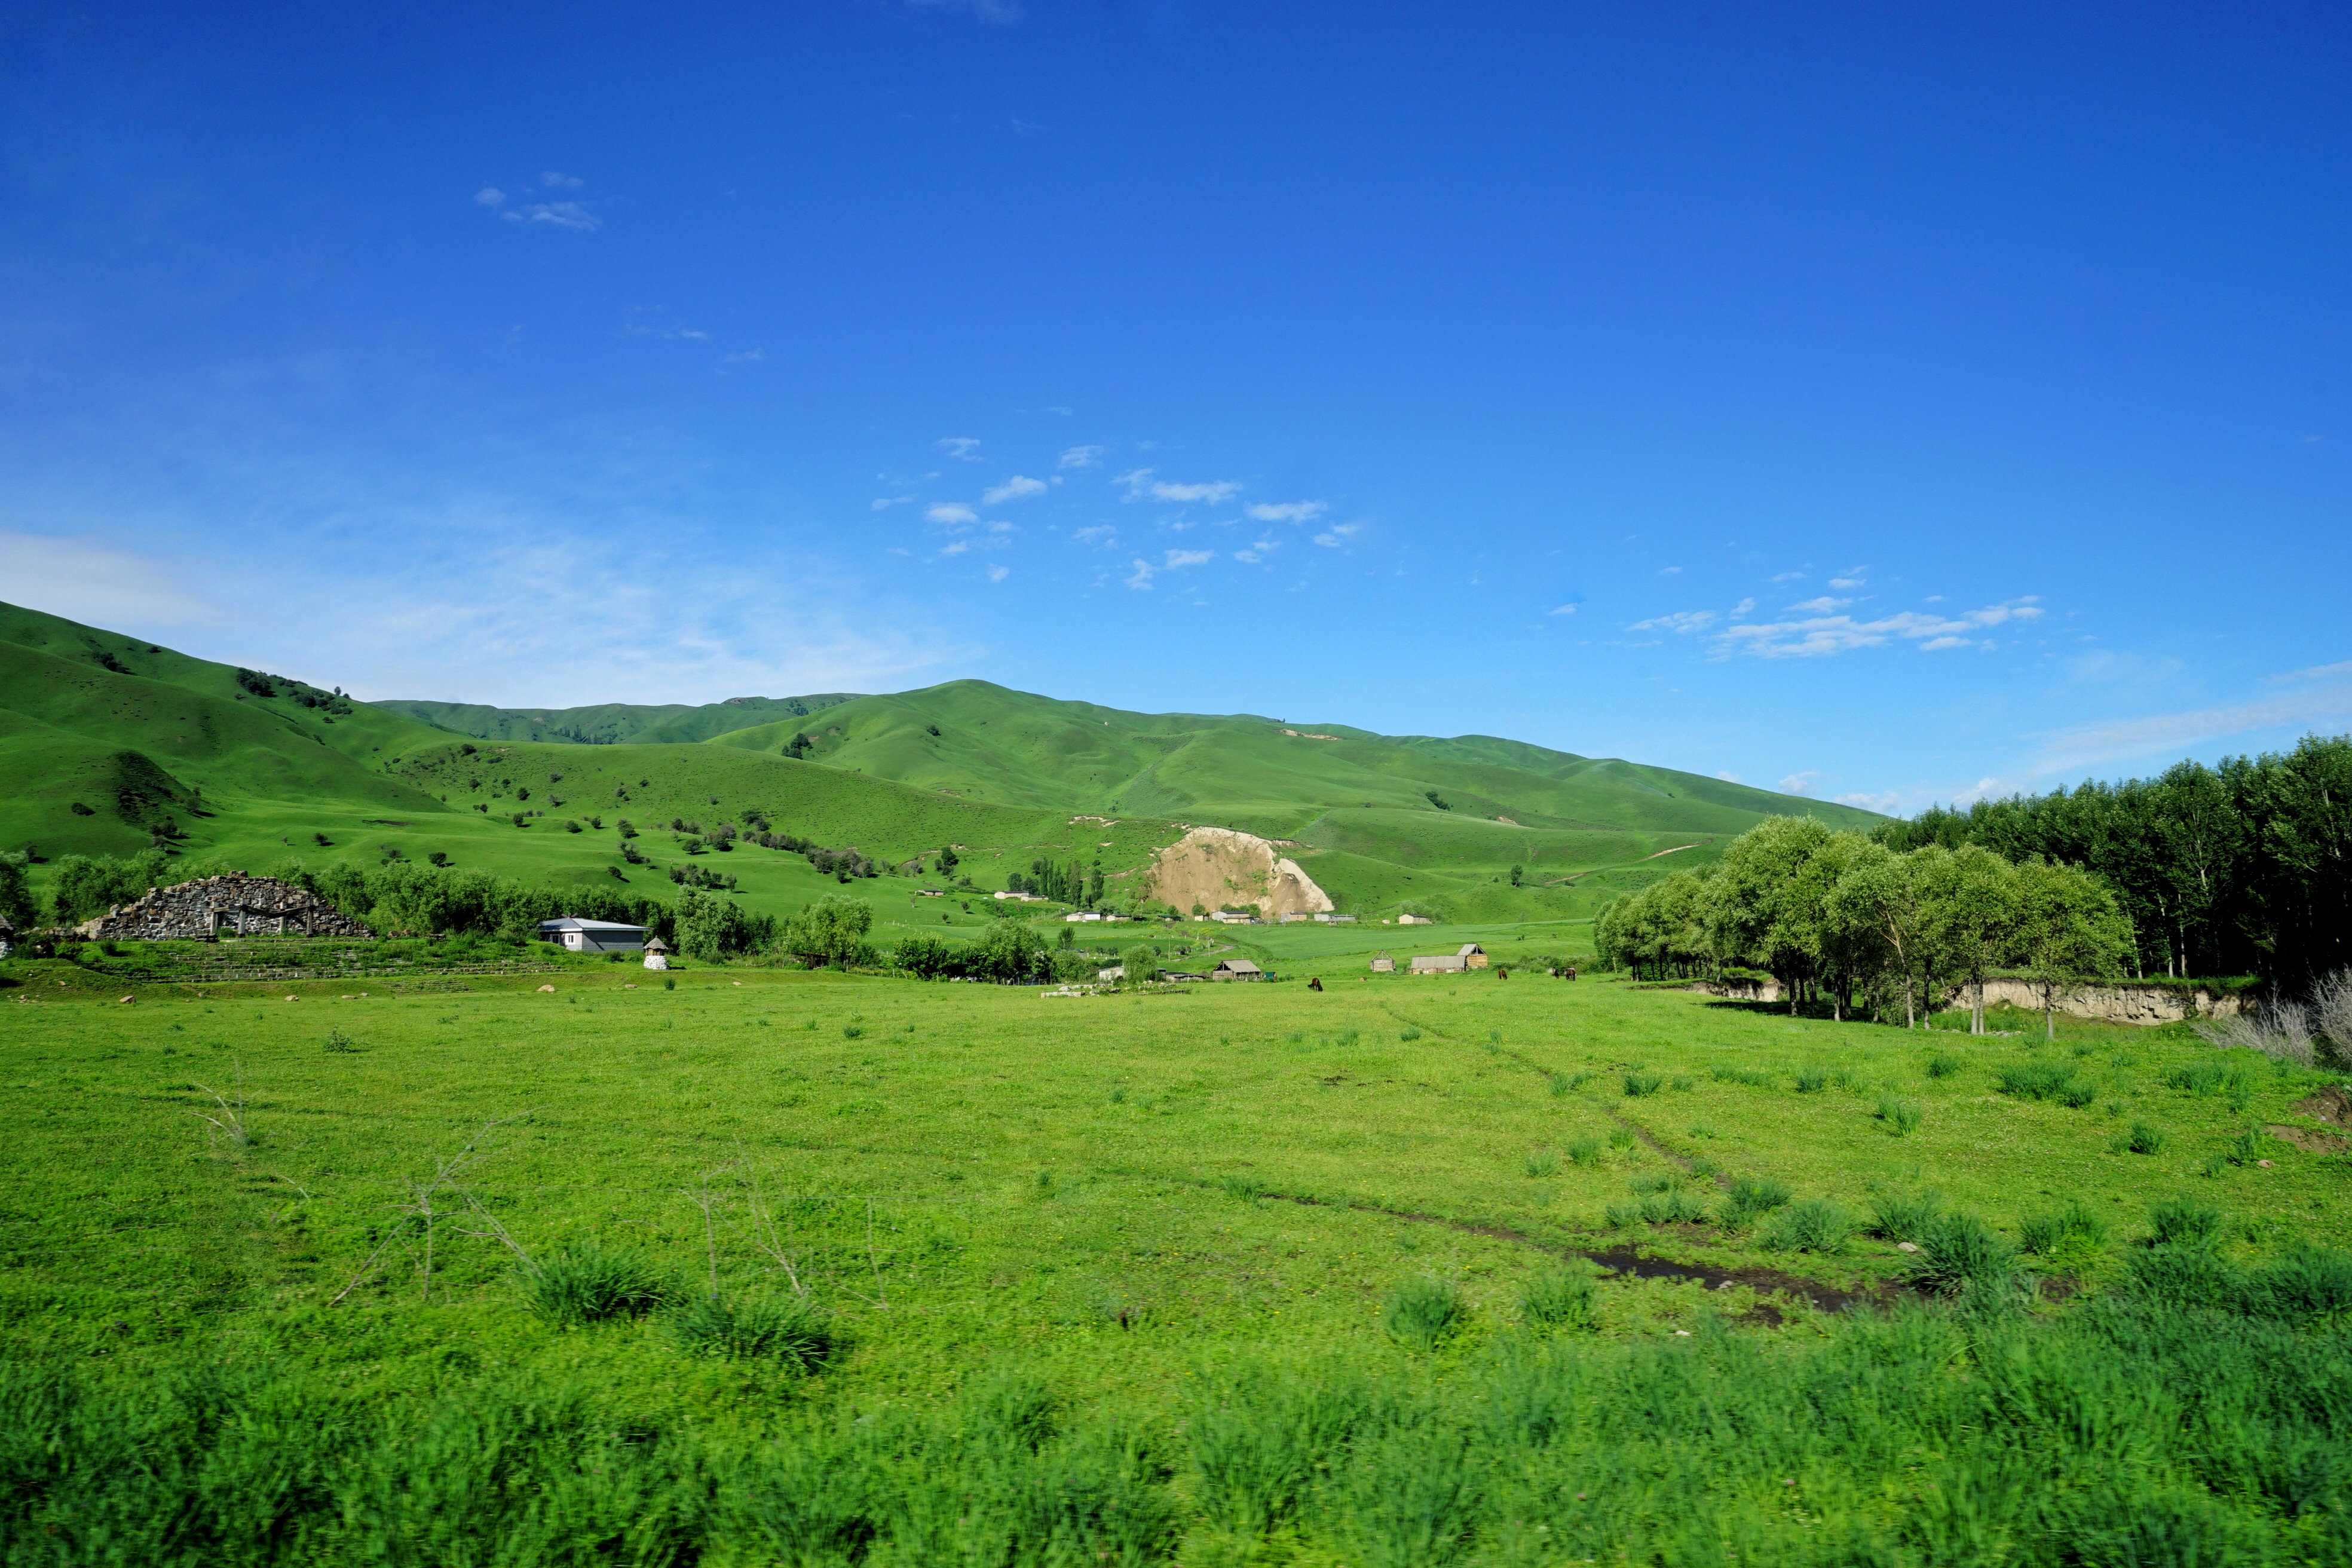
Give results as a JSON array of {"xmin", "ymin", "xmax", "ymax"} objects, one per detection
[{"xmin": 78, "ymin": 874, "xmax": 375, "ymax": 942}]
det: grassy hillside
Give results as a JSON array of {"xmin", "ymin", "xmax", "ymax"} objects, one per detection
[
  {"xmin": 2, "ymin": 604, "xmax": 1878, "ymax": 927},
  {"xmin": 378, "ymin": 693, "xmax": 862, "ymax": 745},
  {"xmin": 1, "ymin": 971, "xmax": 2343, "ymax": 1560}
]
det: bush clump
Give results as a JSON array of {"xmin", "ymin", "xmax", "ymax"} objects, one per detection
[
  {"xmin": 1719, "ymin": 1177, "xmax": 1792, "ymax": 1229},
  {"xmin": 670, "ymin": 1293, "xmax": 841, "ymax": 1369},
  {"xmin": 1867, "ymin": 1188, "xmax": 1942, "ymax": 1244},
  {"xmin": 1382, "ymin": 1278, "xmax": 1464, "ymax": 1352},
  {"xmin": 2146, "ymin": 1198, "xmax": 2227, "ymax": 1250},
  {"xmin": 1998, "ymin": 1061, "xmax": 2097, "ymax": 1106},
  {"xmin": 1520, "ymin": 1266, "xmax": 1598, "ymax": 1332},
  {"xmin": 1763, "ymin": 1199, "xmax": 1853, "ymax": 1254},
  {"xmin": 1907, "ymin": 1212, "xmax": 2022, "ymax": 1301},
  {"xmin": 2019, "ymin": 1199, "xmax": 2109, "ymax": 1259},
  {"xmin": 1622, "ymin": 1073, "xmax": 1662, "ymax": 1097},
  {"xmin": 527, "ymin": 1242, "xmax": 667, "ymax": 1325},
  {"xmin": 1873, "ymin": 1095, "xmax": 1921, "ymax": 1135}
]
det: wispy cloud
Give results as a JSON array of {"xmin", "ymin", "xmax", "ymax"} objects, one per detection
[
  {"xmin": 986, "ymin": 564, "xmax": 1010, "ymax": 582},
  {"xmin": 1836, "ymin": 790, "xmax": 1900, "ymax": 813},
  {"xmin": 1629, "ymin": 609, "xmax": 1716, "ymax": 635},
  {"xmin": 982, "ymin": 475, "xmax": 1048, "ymax": 504},
  {"xmin": 926, "ymin": 503, "xmax": 978, "ymax": 525},
  {"xmin": 901, "ymin": 0, "xmax": 1024, "ymax": 22},
  {"xmin": 1311, "ymin": 523, "xmax": 1361, "ymax": 547},
  {"xmin": 1787, "ymin": 596, "xmax": 1852, "ymax": 614},
  {"xmin": 504, "ymin": 201, "xmax": 599, "ymax": 231},
  {"xmin": 1247, "ymin": 501, "xmax": 1325, "ymax": 523},
  {"xmin": 540, "ymin": 171, "xmax": 583, "ymax": 189},
  {"xmin": 2030, "ymin": 669, "xmax": 2352, "ymax": 774},
  {"xmin": 1712, "ymin": 599, "xmax": 2042, "ymax": 659},
  {"xmin": 1779, "ymin": 771, "xmax": 1820, "ymax": 796},
  {"xmin": 1071, "ymin": 525, "xmax": 1114, "ymax": 544},
  {"xmin": 1659, "ymin": 565, "xmax": 1682, "ymax": 575},
  {"xmin": 1716, "ymin": 770, "xmax": 1742, "ymax": 784},
  {"xmin": 474, "ymin": 187, "xmax": 506, "ymax": 207},
  {"xmin": 1163, "ymin": 549, "xmax": 1213, "ymax": 569},
  {"xmin": 1116, "ymin": 468, "xmax": 1238, "ymax": 504},
  {"xmin": 1771, "ymin": 571, "xmax": 1805, "ymax": 583},
  {"xmin": 871, "ymin": 495, "xmax": 916, "ymax": 512},
  {"xmin": 1549, "ymin": 604, "xmax": 1578, "ymax": 616},
  {"xmin": 1730, "ymin": 597, "xmax": 1756, "ymax": 616},
  {"xmin": 1125, "ymin": 558, "xmax": 1156, "ymax": 590},
  {"xmin": 936, "ymin": 437, "xmax": 982, "ymax": 460},
  {"xmin": 0, "ymin": 530, "xmax": 222, "ymax": 628},
  {"xmin": 1058, "ymin": 445, "xmax": 1104, "ymax": 470}
]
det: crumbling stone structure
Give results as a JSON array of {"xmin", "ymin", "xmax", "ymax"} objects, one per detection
[{"xmin": 76, "ymin": 873, "xmax": 375, "ymax": 941}]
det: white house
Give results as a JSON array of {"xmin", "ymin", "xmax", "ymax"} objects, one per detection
[
  {"xmin": 537, "ymin": 916, "xmax": 648, "ymax": 954},
  {"xmin": 1398, "ymin": 912, "xmax": 1435, "ymax": 926},
  {"xmin": 1064, "ymin": 910, "xmax": 1103, "ymax": 923}
]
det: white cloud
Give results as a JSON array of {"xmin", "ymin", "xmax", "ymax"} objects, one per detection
[
  {"xmin": 1828, "ymin": 577, "xmax": 1866, "ymax": 590},
  {"xmin": 1072, "ymin": 525, "xmax": 1114, "ymax": 544},
  {"xmin": 1730, "ymin": 598, "xmax": 1756, "ymax": 616},
  {"xmin": 1711, "ymin": 600, "xmax": 2044, "ymax": 660},
  {"xmin": 474, "ymin": 187, "xmax": 506, "ymax": 207},
  {"xmin": 1788, "ymin": 596, "xmax": 1852, "ymax": 614},
  {"xmin": 1659, "ymin": 565, "xmax": 1682, "ymax": 575},
  {"xmin": 720, "ymin": 349, "xmax": 763, "ymax": 364},
  {"xmin": 0, "ymin": 530, "xmax": 222, "ymax": 629},
  {"xmin": 939, "ymin": 541, "xmax": 970, "ymax": 556},
  {"xmin": 1312, "ymin": 523, "xmax": 1361, "ymax": 547},
  {"xmin": 1163, "ymin": 549, "xmax": 1213, "ymax": 569},
  {"xmin": 926, "ymin": 503, "xmax": 978, "ymax": 525},
  {"xmin": 1779, "ymin": 771, "xmax": 1820, "ymax": 796},
  {"xmin": 937, "ymin": 437, "xmax": 982, "ymax": 460},
  {"xmin": 1058, "ymin": 445, "xmax": 1104, "ymax": 470},
  {"xmin": 1836, "ymin": 790, "xmax": 1901, "ymax": 813},
  {"xmin": 1549, "ymin": 604, "xmax": 1578, "ymax": 615},
  {"xmin": 1233, "ymin": 550, "xmax": 1261, "ymax": 564},
  {"xmin": 1771, "ymin": 571, "xmax": 1805, "ymax": 583},
  {"xmin": 986, "ymin": 564, "xmax": 1010, "ymax": 583},
  {"xmin": 1628, "ymin": 610, "xmax": 1716, "ymax": 635},
  {"xmin": 985, "ymin": 520, "xmax": 1014, "ymax": 534},
  {"xmin": 1246, "ymin": 501, "xmax": 1325, "ymax": 523},
  {"xmin": 1953, "ymin": 777, "xmax": 2004, "ymax": 806},
  {"xmin": 1716, "ymin": 770, "xmax": 1742, "ymax": 784},
  {"xmin": 2029, "ymin": 672, "xmax": 2352, "ymax": 774},
  {"xmin": 871, "ymin": 495, "xmax": 916, "ymax": 511},
  {"xmin": 1125, "ymin": 558, "xmax": 1155, "ymax": 590},
  {"xmin": 982, "ymin": 475, "xmax": 1048, "ymax": 504},
  {"xmin": 541, "ymin": 171, "xmax": 583, "ymax": 189},
  {"xmin": 1116, "ymin": 468, "xmax": 1238, "ymax": 504},
  {"xmin": 504, "ymin": 201, "xmax": 599, "ymax": 231},
  {"xmin": 1918, "ymin": 635, "xmax": 1976, "ymax": 652}
]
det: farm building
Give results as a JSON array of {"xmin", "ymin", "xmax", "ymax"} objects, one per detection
[
  {"xmin": 1097, "ymin": 965, "xmax": 1124, "ymax": 982},
  {"xmin": 1313, "ymin": 912, "xmax": 1357, "ymax": 924},
  {"xmin": 1211, "ymin": 959, "xmax": 1264, "ymax": 981},
  {"xmin": 1410, "ymin": 954, "xmax": 1468, "ymax": 973},
  {"xmin": 1064, "ymin": 911, "xmax": 1103, "ymax": 922},
  {"xmin": 536, "ymin": 917, "xmax": 648, "ymax": 954},
  {"xmin": 1458, "ymin": 944, "xmax": 1489, "ymax": 969},
  {"xmin": 1369, "ymin": 951, "xmax": 1395, "ymax": 972},
  {"xmin": 75, "ymin": 872, "xmax": 373, "ymax": 942},
  {"xmin": 1398, "ymin": 912, "xmax": 1434, "ymax": 926}
]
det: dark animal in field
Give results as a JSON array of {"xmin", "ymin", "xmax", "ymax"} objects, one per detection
[{"xmin": 1309, "ymin": 976, "xmax": 1324, "ymax": 991}]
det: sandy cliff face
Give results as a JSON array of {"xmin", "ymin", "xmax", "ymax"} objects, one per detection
[{"xmin": 1146, "ymin": 827, "xmax": 1334, "ymax": 917}]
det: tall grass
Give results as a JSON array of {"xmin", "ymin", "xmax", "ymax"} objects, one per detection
[
  {"xmin": 1382, "ymin": 1278, "xmax": 1464, "ymax": 1352},
  {"xmin": 1520, "ymin": 1265, "xmax": 1598, "ymax": 1331},
  {"xmin": 526, "ymin": 1242, "xmax": 667, "ymax": 1325},
  {"xmin": 10, "ymin": 1288, "xmax": 2351, "ymax": 1564},
  {"xmin": 1719, "ymin": 1177, "xmax": 1792, "ymax": 1229},
  {"xmin": 1997, "ymin": 1061, "xmax": 2097, "ymax": 1106},
  {"xmin": 1907, "ymin": 1212, "xmax": 2023, "ymax": 1302},
  {"xmin": 670, "ymin": 1293, "xmax": 841, "ymax": 1369},
  {"xmin": 1762, "ymin": 1198, "xmax": 1853, "ymax": 1254}
]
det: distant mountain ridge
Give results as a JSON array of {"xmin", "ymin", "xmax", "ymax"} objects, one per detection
[{"xmin": 379, "ymin": 693, "xmax": 863, "ymax": 746}]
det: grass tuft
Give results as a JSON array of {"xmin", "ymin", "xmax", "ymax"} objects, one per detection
[
  {"xmin": 1866, "ymin": 1188, "xmax": 1942, "ymax": 1243},
  {"xmin": 1523, "ymin": 1150, "xmax": 1558, "ymax": 1178},
  {"xmin": 1925, "ymin": 1052, "xmax": 1963, "ymax": 1079},
  {"xmin": 1763, "ymin": 1198, "xmax": 1853, "ymax": 1254},
  {"xmin": 1873, "ymin": 1095, "xmax": 1921, "ymax": 1135},
  {"xmin": 1622, "ymin": 1073, "xmax": 1662, "ymax": 1097},
  {"xmin": 1792, "ymin": 1067, "xmax": 1827, "ymax": 1094},
  {"xmin": 2146, "ymin": 1198, "xmax": 2227, "ymax": 1249},
  {"xmin": 1720, "ymin": 1177, "xmax": 1792, "ymax": 1229},
  {"xmin": 1907, "ymin": 1212, "xmax": 2023, "ymax": 1301},
  {"xmin": 1520, "ymin": 1266, "xmax": 1598, "ymax": 1332},
  {"xmin": 2019, "ymin": 1199, "xmax": 2110, "ymax": 1259},
  {"xmin": 1564, "ymin": 1137, "xmax": 1603, "ymax": 1168},
  {"xmin": 670, "ymin": 1293, "xmax": 841, "ymax": 1369},
  {"xmin": 1381, "ymin": 1277, "xmax": 1463, "ymax": 1352},
  {"xmin": 526, "ymin": 1242, "xmax": 666, "ymax": 1326}
]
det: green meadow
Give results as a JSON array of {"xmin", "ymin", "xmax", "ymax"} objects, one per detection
[{"xmin": 4, "ymin": 965, "xmax": 2348, "ymax": 1563}]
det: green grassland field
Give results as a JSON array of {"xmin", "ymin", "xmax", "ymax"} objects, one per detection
[{"xmin": 4, "ymin": 966, "xmax": 2348, "ymax": 1560}]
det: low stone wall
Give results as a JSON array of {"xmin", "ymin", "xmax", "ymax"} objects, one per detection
[
  {"xmin": 79, "ymin": 874, "xmax": 374, "ymax": 942},
  {"xmin": 1688, "ymin": 975, "xmax": 2246, "ymax": 1024}
]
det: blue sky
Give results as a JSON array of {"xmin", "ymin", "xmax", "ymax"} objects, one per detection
[{"xmin": 3, "ymin": 1, "xmax": 2347, "ymax": 814}]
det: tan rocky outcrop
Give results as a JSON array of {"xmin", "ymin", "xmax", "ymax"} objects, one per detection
[
  {"xmin": 1687, "ymin": 974, "xmax": 2247, "ymax": 1025},
  {"xmin": 1146, "ymin": 827, "xmax": 1334, "ymax": 918},
  {"xmin": 78, "ymin": 873, "xmax": 374, "ymax": 941}
]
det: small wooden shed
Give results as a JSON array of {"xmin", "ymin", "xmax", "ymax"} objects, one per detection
[
  {"xmin": 1458, "ymin": 943, "xmax": 1489, "ymax": 969},
  {"xmin": 1211, "ymin": 958, "xmax": 1264, "ymax": 982},
  {"xmin": 1411, "ymin": 954, "xmax": 1468, "ymax": 973},
  {"xmin": 1369, "ymin": 951, "xmax": 1395, "ymax": 973}
]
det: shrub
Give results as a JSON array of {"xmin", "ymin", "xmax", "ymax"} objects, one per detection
[
  {"xmin": 323, "ymin": 1029, "xmax": 360, "ymax": 1054},
  {"xmin": 2124, "ymin": 1122, "xmax": 2169, "ymax": 1154},
  {"xmin": 2244, "ymin": 1245, "xmax": 2352, "ymax": 1328},
  {"xmin": 2019, "ymin": 1199, "xmax": 2109, "ymax": 1258},
  {"xmin": 1793, "ymin": 1068, "xmax": 1827, "ymax": 1094},
  {"xmin": 1874, "ymin": 1095, "xmax": 1921, "ymax": 1135},
  {"xmin": 527, "ymin": 1243, "xmax": 666, "ymax": 1325},
  {"xmin": 1399, "ymin": 1028, "xmax": 1422, "ymax": 1043},
  {"xmin": 1925, "ymin": 1053, "xmax": 1963, "ymax": 1079},
  {"xmin": 670, "ymin": 1293, "xmax": 840, "ymax": 1369},
  {"xmin": 2223, "ymin": 1126, "xmax": 2271, "ymax": 1167},
  {"xmin": 842, "ymin": 1024, "xmax": 864, "ymax": 1039},
  {"xmin": 2146, "ymin": 1198, "xmax": 2227, "ymax": 1250},
  {"xmin": 2195, "ymin": 1000, "xmax": 2316, "ymax": 1067},
  {"xmin": 1764, "ymin": 1198, "xmax": 1852, "ymax": 1254},
  {"xmin": 1520, "ymin": 1266, "xmax": 1597, "ymax": 1331},
  {"xmin": 1907, "ymin": 1212, "xmax": 2022, "ymax": 1301},
  {"xmin": 1996, "ymin": 1061, "xmax": 2088, "ymax": 1102},
  {"xmin": 1866, "ymin": 1188, "xmax": 1942, "ymax": 1243},
  {"xmin": 1382, "ymin": 1278, "xmax": 1463, "ymax": 1352},
  {"xmin": 1720, "ymin": 1177, "xmax": 1792, "ymax": 1229},
  {"xmin": 1623, "ymin": 1074, "xmax": 1662, "ymax": 1097}
]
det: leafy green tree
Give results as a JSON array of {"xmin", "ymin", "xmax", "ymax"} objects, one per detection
[
  {"xmin": 1121, "ymin": 944, "xmax": 1158, "ymax": 987},
  {"xmin": 0, "ymin": 852, "xmax": 35, "ymax": 932},
  {"xmin": 1708, "ymin": 816, "xmax": 1836, "ymax": 1013},
  {"xmin": 48, "ymin": 850, "xmax": 169, "ymax": 925},
  {"xmin": 2013, "ymin": 858, "xmax": 2133, "ymax": 1039},
  {"xmin": 892, "ymin": 934, "xmax": 957, "ymax": 978},
  {"xmin": 783, "ymin": 895, "xmax": 874, "ymax": 967},
  {"xmin": 936, "ymin": 845, "xmax": 959, "ymax": 878},
  {"xmin": 1922, "ymin": 844, "xmax": 2020, "ymax": 1035},
  {"xmin": 1827, "ymin": 844, "xmax": 1949, "ymax": 1028},
  {"xmin": 677, "ymin": 889, "xmax": 763, "ymax": 961},
  {"xmin": 967, "ymin": 920, "xmax": 1049, "ymax": 983}
]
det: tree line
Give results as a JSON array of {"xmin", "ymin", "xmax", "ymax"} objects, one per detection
[
  {"xmin": 1870, "ymin": 733, "xmax": 2351, "ymax": 984},
  {"xmin": 1594, "ymin": 817, "xmax": 2134, "ymax": 1038}
]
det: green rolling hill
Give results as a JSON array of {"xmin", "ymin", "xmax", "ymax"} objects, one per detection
[{"xmin": 0, "ymin": 600, "xmax": 1879, "ymax": 934}]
